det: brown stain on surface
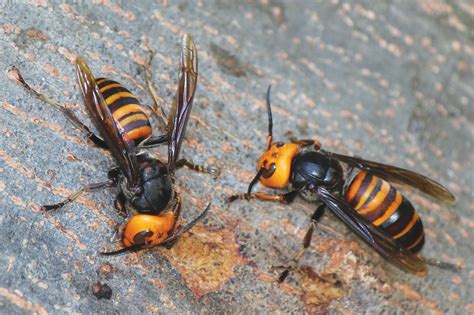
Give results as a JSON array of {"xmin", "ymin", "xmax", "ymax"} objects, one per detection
[
  {"xmin": 277, "ymin": 234, "xmax": 420, "ymax": 311},
  {"xmin": 2, "ymin": 1, "xmax": 471, "ymax": 313},
  {"xmin": 298, "ymin": 268, "xmax": 347, "ymax": 314},
  {"xmin": 258, "ymin": 267, "xmax": 346, "ymax": 313},
  {"xmin": 161, "ymin": 222, "xmax": 246, "ymax": 298}
]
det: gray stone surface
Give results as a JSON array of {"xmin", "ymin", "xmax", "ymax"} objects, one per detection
[{"xmin": 0, "ymin": 0, "xmax": 472, "ymax": 313}]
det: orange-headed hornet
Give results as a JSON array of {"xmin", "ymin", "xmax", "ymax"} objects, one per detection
[
  {"xmin": 13, "ymin": 34, "xmax": 216, "ymax": 254},
  {"xmin": 228, "ymin": 85, "xmax": 458, "ymax": 282}
]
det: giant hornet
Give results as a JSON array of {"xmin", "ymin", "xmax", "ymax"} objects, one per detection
[
  {"xmin": 13, "ymin": 34, "xmax": 216, "ymax": 254},
  {"xmin": 228, "ymin": 85, "xmax": 458, "ymax": 282}
]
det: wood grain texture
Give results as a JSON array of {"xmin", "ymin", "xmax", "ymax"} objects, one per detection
[{"xmin": 0, "ymin": 0, "xmax": 472, "ymax": 313}]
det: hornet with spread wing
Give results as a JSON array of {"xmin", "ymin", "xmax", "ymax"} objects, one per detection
[
  {"xmin": 13, "ymin": 34, "xmax": 215, "ymax": 254},
  {"xmin": 228, "ymin": 85, "xmax": 458, "ymax": 282}
]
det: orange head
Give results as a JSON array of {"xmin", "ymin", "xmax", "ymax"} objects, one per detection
[
  {"xmin": 257, "ymin": 142, "xmax": 300, "ymax": 189},
  {"xmin": 122, "ymin": 212, "xmax": 177, "ymax": 248},
  {"xmin": 246, "ymin": 85, "xmax": 301, "ymax": 196}
]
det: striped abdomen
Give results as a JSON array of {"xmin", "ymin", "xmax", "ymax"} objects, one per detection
[
  {"xmin": 344, "ymin": 171, "xmax": 425, "ymax": 253},
  {"xmin": 96, "ymin": 78, "xmax": 152, "ymax": 145}
]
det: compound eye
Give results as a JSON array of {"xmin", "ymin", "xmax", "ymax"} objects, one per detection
[
  {"xmin": 275, "ymin": 142, "xmax": 284, "ymax": 147},
  {"xmin": 262, "ymin": 163, "xmax": 277, "ymax": 178},
  {"xmin": 133, "ymin": 230, "xmax": 153, "ymax": 245}
]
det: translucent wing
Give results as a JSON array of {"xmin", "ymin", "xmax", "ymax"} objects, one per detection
[
  {"xmin": 328, "ymin": 152, "xmax": 456, "ymax": 204},
  {"xmin": 315, "ymin": 187, "xmax": 427, "ymax": 274},
  {"xmin": 167, "ymin": 34, "xmax": 198, "ymax": 172},
  {"xmin": 76, "ymin": 57, "xmax": 139, "ymax": 186}
]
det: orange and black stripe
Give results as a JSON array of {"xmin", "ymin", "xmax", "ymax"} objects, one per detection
[
  {"xmin": 345, "ymin": 171, "xmax": 425, "ymax": 253},
  {"xmin": 96, "ymin": 78, "xmax": 152, "ymax": 145}
]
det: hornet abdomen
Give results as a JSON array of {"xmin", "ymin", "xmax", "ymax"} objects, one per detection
[
  {"xmin": 96, "ymin": 78, "xmax": 152, "ymax": 145},
  {"xmin": 345, "ymin": 171, "xmax": 425, "ymax": 253}
]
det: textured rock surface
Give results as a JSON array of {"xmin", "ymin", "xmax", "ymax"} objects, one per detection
[{"xmin": 0, "ymin": 0, "xmax": 472, "ymax": 313}]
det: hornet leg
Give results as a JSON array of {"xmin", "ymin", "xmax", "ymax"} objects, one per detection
[
  {"xmin": 10, "ymin": 67, "xmax": 108, "ymax": 149},
  {"xmin": 285, "ymin": 130, "xmax": 321, "ymax": 150},
  {"xmin": 42, "ymin": 180, "xmax": 115, "ymax": 211},
  {"xmin": 227, "ymin": 191, "xmax": 298, "ymax": 204},
  {"xmin": 136, "ymin": 49, "xmax": 171, "ymax": 149},
  {"xmin": 277, "ymin": 204, "xmax": 326, "ymax": 283},
  {"xmin": 176, "ymin": 158, "xmax": 220, "ymax": 179},
  {"xmin": 143, "ymin": 48, "xmax": 168, "ymax": 126}
]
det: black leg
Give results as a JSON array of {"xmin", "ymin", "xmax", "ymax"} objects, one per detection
[
  {"xmin": 227, "ymin": 191, "xmax": 298, "ymax": 204},
  {"xmin": 42, "ymin": 181, "xmax": 115, "ymax": 211},
  {"xmin": 175, "ymin": 158, "xmax": 220, "ymax": 178},
  {"xmin": 61, "ymin": 108, "xmax": 108, "ymax": 149},
  {"xmin": 10, "ymin": 66, "xmax": 108, "ymax": 149},
  {"xmin": 311, "ymin": 204, "xmax": 326, "ymax": 221},
  {"xmin": 277, "ymin": 204, "xmax": 326, "ymax": 283}
]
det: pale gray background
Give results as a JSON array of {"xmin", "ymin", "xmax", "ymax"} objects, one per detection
[{"xmin": 0, "ymin": 0, "xmax": 473, "ymax": 313}]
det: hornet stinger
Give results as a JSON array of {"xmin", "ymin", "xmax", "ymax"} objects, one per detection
[
  {"xmin": 228, "ymin": 85, "xmax": 458, "ymax": 282},
  {"xmin": 13, "ymin": 34, "xmax": 217, "ymax": 254}
]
